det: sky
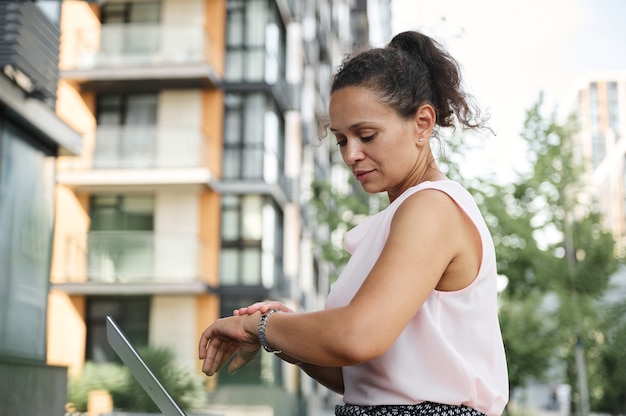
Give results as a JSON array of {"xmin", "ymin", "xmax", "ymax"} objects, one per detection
[{"xmin": 390, "ymin": 0, "xmax": 626, "ymax": 182}]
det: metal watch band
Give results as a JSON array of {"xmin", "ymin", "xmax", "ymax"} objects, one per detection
[{"xmin": 258, "ymin": 309, "xmax": 282, "ymax": 353}]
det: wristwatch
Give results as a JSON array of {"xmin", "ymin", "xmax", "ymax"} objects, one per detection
[{"xmin": 258, "ymin": 309, "xmax": 282, "ymax": 353}]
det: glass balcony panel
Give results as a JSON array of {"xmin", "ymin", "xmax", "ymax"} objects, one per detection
[
  {"xmin": 91, "ymin": 125, "xmax": 204, "ymax": 169},
  {"xmin": 219, "ymin": 249, "xmax": 238, "ymax": 285},
  {"xmin": 241, "ymin": 248, "xmax": 261, "ymax": 285},
  {"xmin": 75, "ymin": 23, "xmax": 208, "ymax": 69},
  {"xmin": 222, "ymin": 148, "xmax": 242, "ymax": 179},
  {"xmin": 63, "ymin": 232, "xmax": 204, "ymax": 283},
  {"xmin": 244, "ymin": 50, "xmax": 265, "ymax": 82},
  {"xmin": 224, "ymin": 51, "xmax": 243, "ymax": 81},
  {"xmin": 94, "ymin": 125, "xmax": 155, "ymax": 169},
  {"xmin": 242, "ymin": 148, "xmax": 263, "ymax": 179}
]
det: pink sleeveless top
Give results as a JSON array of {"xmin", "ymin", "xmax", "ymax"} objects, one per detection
[{"xmin": 325, "ymin": 180, "xmax": 508, "ymax": 416}]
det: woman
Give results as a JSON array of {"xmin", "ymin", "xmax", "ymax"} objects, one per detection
[{"xmin": 199, "ymin": 30, "xmax": 509, "ymax": 416}]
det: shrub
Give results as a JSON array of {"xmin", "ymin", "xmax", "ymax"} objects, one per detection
[{"xmin": 67, "ymin": 346, "xmax": 206, "ymax": 413}]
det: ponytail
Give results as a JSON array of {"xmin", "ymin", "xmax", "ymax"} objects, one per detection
[{"xmin": 331, "ymin": 30, "xmax": 485, "ymax": 133}]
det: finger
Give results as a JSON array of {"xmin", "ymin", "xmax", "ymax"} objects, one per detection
[
  {"xmin": 258, "ymin": 301, "xmax": 292, "ymax": 313},
  {"xmin": 202, "ymin": 337, "xmax": 223, "ymax": 375},
  {"xmin": 235, "ymin": 301, "xmax": 292, "ymax": 316},
  {"xmin": 228, "ymin": 345, "xmax": 260, "ymax": 375},
  {"xmin": 228, "ymin": 353, "xmax": 249, "ymax": 375},
  {"xmin": 202, "ymin": 338, "xmax": 235, "ymax": 375},
  {"xmin": 271, "ymin": 302, "xmax": 293, "ymax": 313},
  {"xmin": 212, "ymin": 339, "xmax": 239, "ymax": 374},
  {"xmin": 199, "ymin": 330, "xmax": 211, "ymax": 359}
]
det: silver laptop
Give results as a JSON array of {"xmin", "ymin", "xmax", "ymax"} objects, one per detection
[{"xmin": 106, "ymin": 315, "xmax": 187, "ymax": 415}]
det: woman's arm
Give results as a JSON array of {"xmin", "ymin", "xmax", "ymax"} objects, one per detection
[
  {"xmin": 200, "ymin": 190, "xmax": 475, "ymax": 372},
  {"xmin": 296, "ymin": 362, "xmax": 344, "ymax": 395}
]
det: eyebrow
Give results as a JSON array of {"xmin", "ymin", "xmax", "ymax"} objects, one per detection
[{"xmin": 330, "ymin": 121, "xmax": 370, "ymax": 133}]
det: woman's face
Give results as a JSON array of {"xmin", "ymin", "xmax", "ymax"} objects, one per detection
[{"xmin": 329, "ymin": 86, "xmax": 431, "ymax": 200}]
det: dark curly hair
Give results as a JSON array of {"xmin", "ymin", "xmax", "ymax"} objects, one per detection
[{"xmin": 330, "ymin": 31, "xmax": 486, "ymax": 134}]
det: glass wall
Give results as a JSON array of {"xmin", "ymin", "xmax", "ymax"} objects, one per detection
[
  {"xmin": 225, "ymin": 0, "xmax": 286, "ymax": 84},
  {"xmin": 223, "ymin": 93, "xmax": 285, "ymax": 182},
  {"xmin": 88, "ymin": 194, "xmax": 155, "ymax": 281},
  {"xmin": 220, "ymin": 195, "xmax": 283, "ymax": 287},
  {"xmin": 95, "ymin": 93, "xmax": 158, "ymax": 168},
  {"xmin": 0, "ymin": 119, "xmax": 55, "ymax": 361},
  {"xmin": 85, "ymin": 296, "xmax": 150, "ymax": 363}
]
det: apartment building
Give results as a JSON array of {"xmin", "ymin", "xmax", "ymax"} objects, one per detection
[
  {"xmin": 0, "ymin": 1, "xmax": 81, "ymax": 414},
  {"xmin": 576, "ymin": 74, "xmax": 626, "ymax": 251},
  {"xmin": 49, "ymin": 0, "xmax": 356, "ymax": 413}
]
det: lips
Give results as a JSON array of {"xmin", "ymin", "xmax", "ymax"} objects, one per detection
[{"xmin": 353, "ymin": 169, "xmax": 374, "ymax": 181}]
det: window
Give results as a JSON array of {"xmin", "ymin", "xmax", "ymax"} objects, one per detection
[
  {"xmin": 35, "ymin": 0, "xmax": 61, "ymax": 24},
  {"xmin": 85, "ymin": 297, "xmax": 150, "ymax": 362},
  {"xmin": 592, "ymin": 133, "xmax": 606, "ymax": 170},
  {"xmin": 101, "ymin": 1, "xmax": 161, "ymax": 24},
  {"xmin": 223, "ymin": 93, "xmax": 285, "ymax": 181},
  {"xmin": 623, "ymin": 155, "xmax": 626, "ymax": 221},
  {"xmin": 589, "ymin": 83, "xmax": 605, "ymax": 169},
  {"xmin": 90, "ymin": 195, "xmax": 154, "ymax": 232},
  {"xmin": 100, "ymin": 2, "xmax": 161, "ymax": 59},
  {"xmin": 225, "ymin": 0, "xmax": 285, "ymax": 83},
  {"xmin": 95, "ymin": 93, "xmax": 158, "ymax": 168},
  {"xmin": 220, "ymin": 195, "xmax": 283, "ymax": 287},
  {"xmin": 97, "ymin": 94, "xmax": 157, "ymax": 126},
  {"xmin": 607, "ymin": 81, "xmax": 619, "ymax": 141},
  {"xmin": 0, "ymin": 120, "xmax": 55, "ymax": 361},
  {"xmin": 88, "ymin": 195, "xmax": 155, "ymax": 281}
]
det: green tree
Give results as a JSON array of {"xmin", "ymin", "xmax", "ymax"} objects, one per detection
[
  {"xmin": 477, "ymin": 94, "xmax": 620, "ymax": 414},
  {"xmin": 594, "ymin": 299, "xmax": 626, "ymax": 414},
  {"xmin": 309, "ymin": 173, "xmax": 386, "ymax": 282},
  {"xmin": 447, "ymin": 94, "xmax": 621, "ymax": 412},
  {"xmin": 465, "ymin": 180, "xmax": 561, "ymax": 405}
]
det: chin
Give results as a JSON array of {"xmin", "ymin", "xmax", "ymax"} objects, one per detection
[{"xmin": 360, "ymin": 184, "xmax": 384, "ymax": 194}]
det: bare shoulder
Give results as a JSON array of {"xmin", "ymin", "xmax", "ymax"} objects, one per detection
[
  {"xmin": 392, "ymin": 187, "xmax": 482, "ymax": 291},
  {"xmin": 391, "ymin": 187, "xmax": 477, "ymax": 258},
  {"xmin": 393, "ymin": 188, "xmax": 463, "ymax": 225}
]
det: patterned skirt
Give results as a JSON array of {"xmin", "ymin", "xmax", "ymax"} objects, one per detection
[{"xmin": 335, "ymin": 401, "xmax": 488, "ymax": 416}]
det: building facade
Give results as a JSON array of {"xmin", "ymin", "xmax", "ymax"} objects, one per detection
[
  {"xmin": 576, "ymin": 74, "xmax": 626, "ymax": 252},
  {"xmin": 0, "ymin": 1, "xmax": 82, "ymax": 414},
  {"xmin": 49, "ymin": 0, "xmax": 357, "ymax": 414}
]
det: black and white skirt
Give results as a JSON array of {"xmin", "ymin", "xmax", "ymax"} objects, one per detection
[{"xmin": 335, "ymin": 401, "xmax": 488, "ymax": 416}]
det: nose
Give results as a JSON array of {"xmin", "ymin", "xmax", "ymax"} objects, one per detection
[{"xmin": 342, "ymin": 139, "xmax": 365, "ymax": 164}]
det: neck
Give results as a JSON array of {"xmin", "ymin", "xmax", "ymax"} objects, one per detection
[{"xmin": 387, "ymin": 161, "xmax": 446, "ymax": 202}]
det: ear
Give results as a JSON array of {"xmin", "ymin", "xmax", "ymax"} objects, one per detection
[{"xmin": 414, "ymin": 104, "xmax": 436, "ymax": 142}]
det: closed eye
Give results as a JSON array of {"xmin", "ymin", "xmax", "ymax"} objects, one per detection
[{"xmin": 335, "ymin": 133, "xmax": 376, "ymax": 147}]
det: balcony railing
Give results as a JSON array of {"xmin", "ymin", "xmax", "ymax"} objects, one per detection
[
  {"xmin": 70, "ymin": 23, "xmax": 210, "ymax": 69},
  {"xmin": 62, "ymin": 231, "xmax": 207, "ymax": 283},
  {"xmin": 75, "ymin": 125, "xmax": 206, "ymax": 170}
]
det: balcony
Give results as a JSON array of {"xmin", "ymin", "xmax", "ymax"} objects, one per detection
[
  {"xmin": 92, "ymin": 125, "xmax": 206, "ymax": 169},
  {"xmin": 61, "ymin": 23, "xmax": 219, "ymax": 91},
  {"xmin": 57, "ymin": 125, "xmax": 217, "ymax": 190},
  {"xmin": 52, "ymin": 231, "xmax": 211, "ymax": 295}
]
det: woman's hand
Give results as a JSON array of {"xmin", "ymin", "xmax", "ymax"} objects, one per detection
[
  {"xmin": 198, "ymin": 313, "xmax": 261, "ymax": 376},
  {"xmin": 234, "ymin": 301, "xmax": 304, "ymax": 365},
  {"xmin": 234, "ymin": 301, "xmax": 293, "ymax": 316}
]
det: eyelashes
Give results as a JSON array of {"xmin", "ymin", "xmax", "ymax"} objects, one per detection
[{"xmin": 336, "ymin": 134, "xmax": 376, "ymax": 147}]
